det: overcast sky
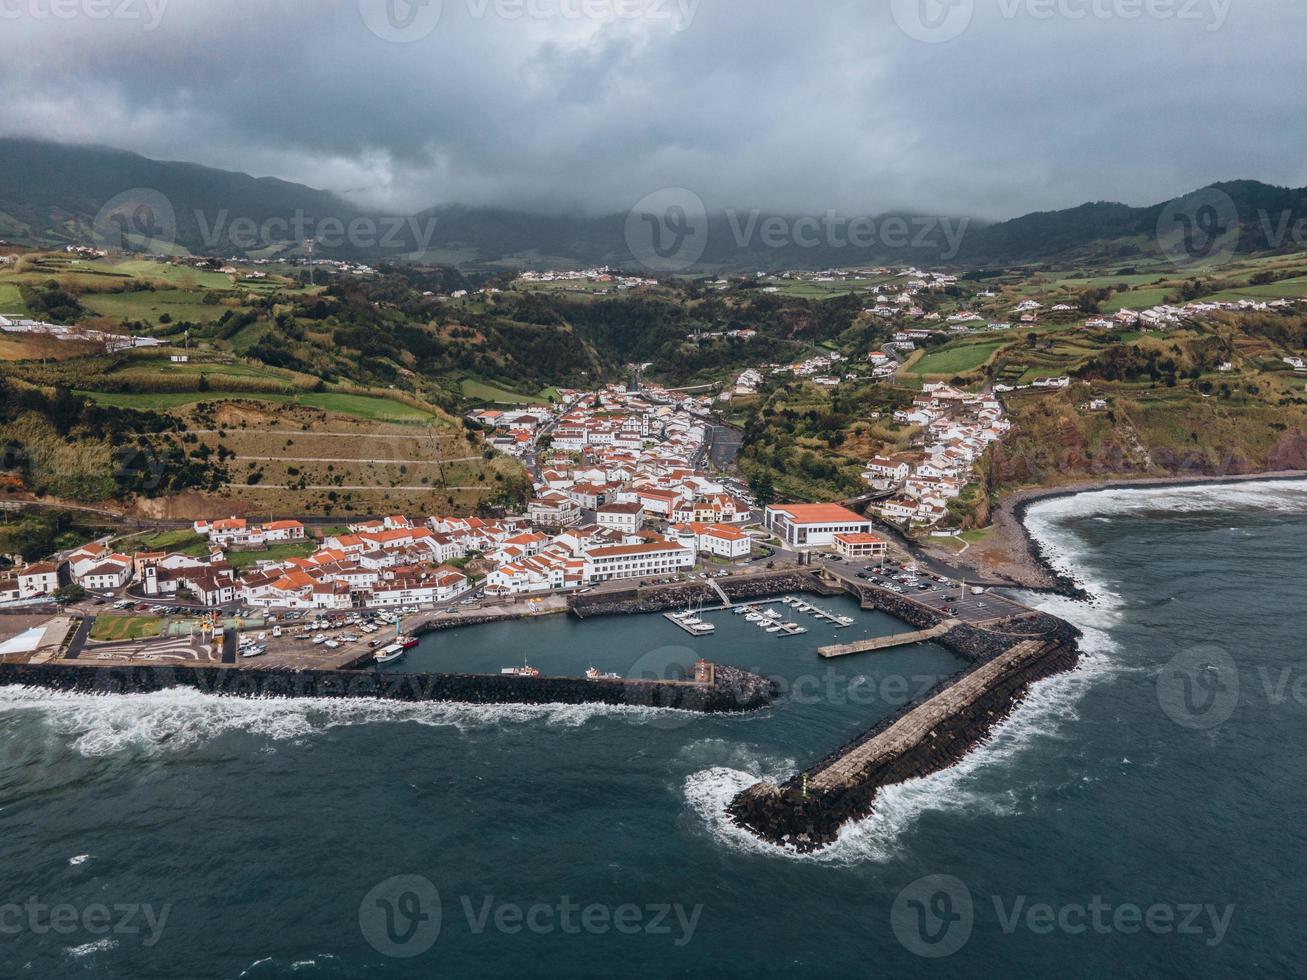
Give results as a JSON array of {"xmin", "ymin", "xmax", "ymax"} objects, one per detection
[{"xmin": 0, "ymin": 0, "xmax": 1302, "ymax": 220}]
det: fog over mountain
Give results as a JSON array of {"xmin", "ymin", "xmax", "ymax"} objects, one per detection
[{"xmin": 0, "ymin": 0, "xmax": 1303, "ymax": 221}]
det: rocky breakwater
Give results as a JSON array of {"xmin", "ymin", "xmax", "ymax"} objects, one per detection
[
  {"xmin": 726, "ymin": 590, "xmax": 1081, "ymax": 852},
  {"xmin": 0, "ymin": 661, "xmax": 779, "ymax": 714}
]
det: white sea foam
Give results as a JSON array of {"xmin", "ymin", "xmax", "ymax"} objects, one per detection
[
  {"xmin": 65, "ymin": 938, "xmax": 117, "ymax": 958},
  {"xmin": 683, "ymin": 477, "xmax": 1236, "ymax": 863},
  {"xmin": 0, "ymin": 687, "xmax": 699, "ymax": 757}
]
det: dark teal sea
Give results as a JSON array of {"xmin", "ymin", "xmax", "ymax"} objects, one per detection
[{"xmin": 1, "ymin": 478, "xmax": 1305, "ymax": 977}]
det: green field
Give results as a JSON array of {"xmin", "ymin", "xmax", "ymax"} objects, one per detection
[
  {"xmin": 1101, "ymin": 288, "xmax": 1173, "ymax": 312},
  {"xmin": 0, "ymin": 282, "xmax": 31, "ymax": 316},
  {"xmin": 132, "ymin": 529, "xmax": 210, "ymax": 554},
  {"xmin": 90, "ymin": 615, "xmax": 163, "ymax": 642},
  {"xmin": 83, "ymin": 288, "xmax": 239, "ymax": 324},
  {"xmin": 460, "ymin": 379, "xmax": 554, "ymax": 405},
  {"xmin": 76, "ymin": 389, "xmax": 439, "ymax": 422},
  {"xmin": 224, "ymin": 540, "xmax": 319, "ymax": 570},
  {"xmin": 910, "ymin": 341, "xmax": 1007, "ymax": 375}
]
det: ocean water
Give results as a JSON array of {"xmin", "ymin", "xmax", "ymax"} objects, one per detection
[{"xmin": 2, "ymin": 480, "xmax": 1306, "ymax": 977}]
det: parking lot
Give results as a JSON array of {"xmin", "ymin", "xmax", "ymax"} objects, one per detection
[{"xmin": 821, "ymin": 559, "xmax": 1027, "ymax": 625}]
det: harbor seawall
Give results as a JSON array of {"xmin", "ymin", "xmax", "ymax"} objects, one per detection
[
  {"xmin": 725, "ymin": 580, "xmax": 1082, "ymax": 852},
  {"xmin": 0, "ymin": 662, "xmax": 778, "ymax": 714}
]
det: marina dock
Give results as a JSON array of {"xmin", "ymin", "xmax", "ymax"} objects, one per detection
[{"xmin": 817, "ymin": 621, "xmax": 957, "ymax": 658}]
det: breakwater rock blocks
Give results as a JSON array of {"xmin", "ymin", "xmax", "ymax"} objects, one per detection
[
  {"xmin": 726, "ymin": 637, "xmax": 1079, "ymax": 852},
  {"xmin": 725, "ymin": 581, "xmax": 1083, "ymax": 853},
  {"xmin": 0, "ymin": 661, "xmax": 778, "ymax": 714}
]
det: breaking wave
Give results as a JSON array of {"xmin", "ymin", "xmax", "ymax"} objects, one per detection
[{"xmin": 0, "ymin": 687, "xmax": 700, "ymax": 757}]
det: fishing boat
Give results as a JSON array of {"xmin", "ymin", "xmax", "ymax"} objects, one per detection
[
  {"xmin": 586, "ymin": 667, "xmax": 621, "ymax": 681},
  {"xmin": 502, "ymin": 658, "xmax": 541, "ymax": 678},
  {"xmin": 375, "ymin": 643, "xmax": 406, "ymax": 665},
  {"xmin": 241, "ymin": 645, "xmax": 266, "ymax": 659}
]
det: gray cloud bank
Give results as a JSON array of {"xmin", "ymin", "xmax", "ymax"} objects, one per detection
[{"xmin": 0, "ymin": 0, "xmax": 1302, "ymax": 220}]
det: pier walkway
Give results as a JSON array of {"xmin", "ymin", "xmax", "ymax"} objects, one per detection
[
  {"xmin": 707, "ymin": 578, "xmax": 733, "ymax": 608},
  {"xmin": 817, "ymin": 621, "xmax": 958, "ymax": 658},
  {"xmin": 808, "ymin": 639, "xmax": 1047, "ymax": 791}
]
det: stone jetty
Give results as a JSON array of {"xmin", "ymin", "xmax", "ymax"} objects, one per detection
[{"xmin": 726, "ymin": 579, "xmax": 1081, "ymax": 853}]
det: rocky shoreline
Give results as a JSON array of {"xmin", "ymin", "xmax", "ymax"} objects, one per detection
[{"xmin": 927, "ymin": 469, "xmax": 1307, "ymax": 597}]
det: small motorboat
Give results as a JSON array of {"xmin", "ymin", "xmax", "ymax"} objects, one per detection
[{"xmin": 375, "ymin": 643, "xmax": 406, "ymax": 665}]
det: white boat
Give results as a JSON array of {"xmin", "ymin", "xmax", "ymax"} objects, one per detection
[
  {"xmin": 502, "ymin": 658, "xmax": 541, "ymax": 678},
  {"xmin": 311, "ymin": 635, "xmax": 326, "ymax": 646},
  {"xmin": 745, "ymin": 613, "xmax": 764, "ymax": 623},
  {"xmin": 375, "ymin": 643, "xmax": 406, "ymax": 665},
  {"xmin": 271, "ymin": 626, "xmax": 282, "ymax": 638},
  {"xmin": 324, "ymin": 639, "xmax": 340, "ymax": 650},
  {"xmin": 766, "ymin": 625, "xmax": 782, "ymax": 634},
  {"xmin": 733, "ymin": 606, "xmax": 751, "ymax": 616},
  {"xmin": 586, "ymin": 667, "xmax": 621, "ymax": 680},
  {"xmin": 241, "ymin": 645, "xmax": 266, "ymax": 659},
  {"xmin": 763, "ymin": 609, "xmax": 782, "ymax": 620}
]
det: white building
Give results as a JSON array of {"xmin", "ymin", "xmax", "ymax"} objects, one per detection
[
  {"xmin": 764, "ymin": 504, "xmax": 875, "ymax": 549},
  {"xmin": 583, "ymin": 540, "xmax": 694, "ymax": 584}
]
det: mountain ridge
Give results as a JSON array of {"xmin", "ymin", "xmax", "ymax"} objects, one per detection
[{"xmin": 2, "ymin": 138, "xmax": 1305, "ymax": 271}]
